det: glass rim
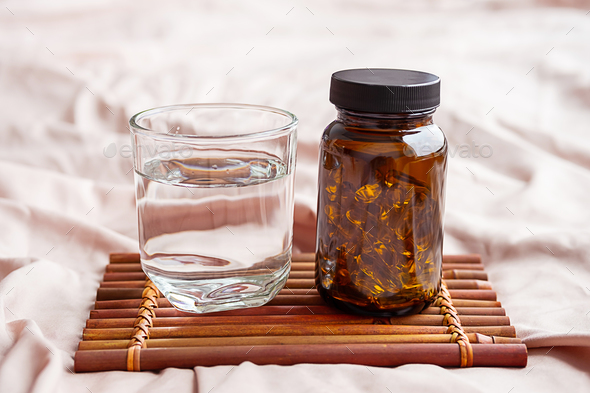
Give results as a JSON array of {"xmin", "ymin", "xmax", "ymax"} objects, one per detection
[{"xmin": 129, "ymin": 103, "xmax": 298, "ymax": 141}]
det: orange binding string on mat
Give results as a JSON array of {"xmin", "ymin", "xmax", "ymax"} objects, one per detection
[
  {"xmin": 436, "ymin": 281, "xmax": 474, "ymax": 367},
  {"xmin": 126, "ymin": 279, "xmax": 160, "ymax": 371}
]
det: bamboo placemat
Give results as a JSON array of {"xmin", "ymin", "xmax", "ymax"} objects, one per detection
[{"xmin": 74, "ymin": 253, "xmax": 527, "ymax": 372}]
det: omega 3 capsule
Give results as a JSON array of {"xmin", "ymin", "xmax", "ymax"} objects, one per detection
[{"xmin": 315, "ymin": 69, "xmax": 447, "ymax": 316}]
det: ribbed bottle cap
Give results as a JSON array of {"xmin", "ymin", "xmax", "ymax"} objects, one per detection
[{"xmin": 329, "ymin": 68, "xmax": 440, "ymax": 114}]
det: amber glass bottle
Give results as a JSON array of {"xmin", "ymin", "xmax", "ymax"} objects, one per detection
[{"xmin": 315, "ymin": 69, "xmax": 447, "ymax": 316}]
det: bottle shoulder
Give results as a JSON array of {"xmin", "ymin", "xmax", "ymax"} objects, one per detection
[{"xmin": 322, "ymin": 120, "xmax": 447, "ymax": 158}]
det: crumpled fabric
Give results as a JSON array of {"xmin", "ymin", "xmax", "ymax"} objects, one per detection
[{"xmin": 1, "ymin": 0, "xmax": 589, "ymax": 392}]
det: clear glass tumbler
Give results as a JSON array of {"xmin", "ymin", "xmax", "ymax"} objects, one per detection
[{"xmin": 129, "ymin": 104, "xmax": 298, "ymax": 313}]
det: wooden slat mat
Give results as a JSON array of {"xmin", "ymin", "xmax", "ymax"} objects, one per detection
[{"xmin": 74, "ymin": 253, "xmax": 527, "ymax": 372}]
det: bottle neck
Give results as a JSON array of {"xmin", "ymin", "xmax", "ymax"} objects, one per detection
[{"xmin": 336, "ymin": 107, "xmax": 435, "ymax": 131}]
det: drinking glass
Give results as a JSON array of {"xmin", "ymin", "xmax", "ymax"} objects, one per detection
[{"xmin": 129, "ymin": 104, "xmax": 298, "ymax": 313}]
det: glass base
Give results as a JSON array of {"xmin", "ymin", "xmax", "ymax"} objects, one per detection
[{"xmin": 144, "ymin": 262, "xmax": 290, "ymax": 314}]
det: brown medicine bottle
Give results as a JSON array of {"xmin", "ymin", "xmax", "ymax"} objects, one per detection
[{"xmin": 315, "ymin": 69, "xmax": 447, "ymax": 316}]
